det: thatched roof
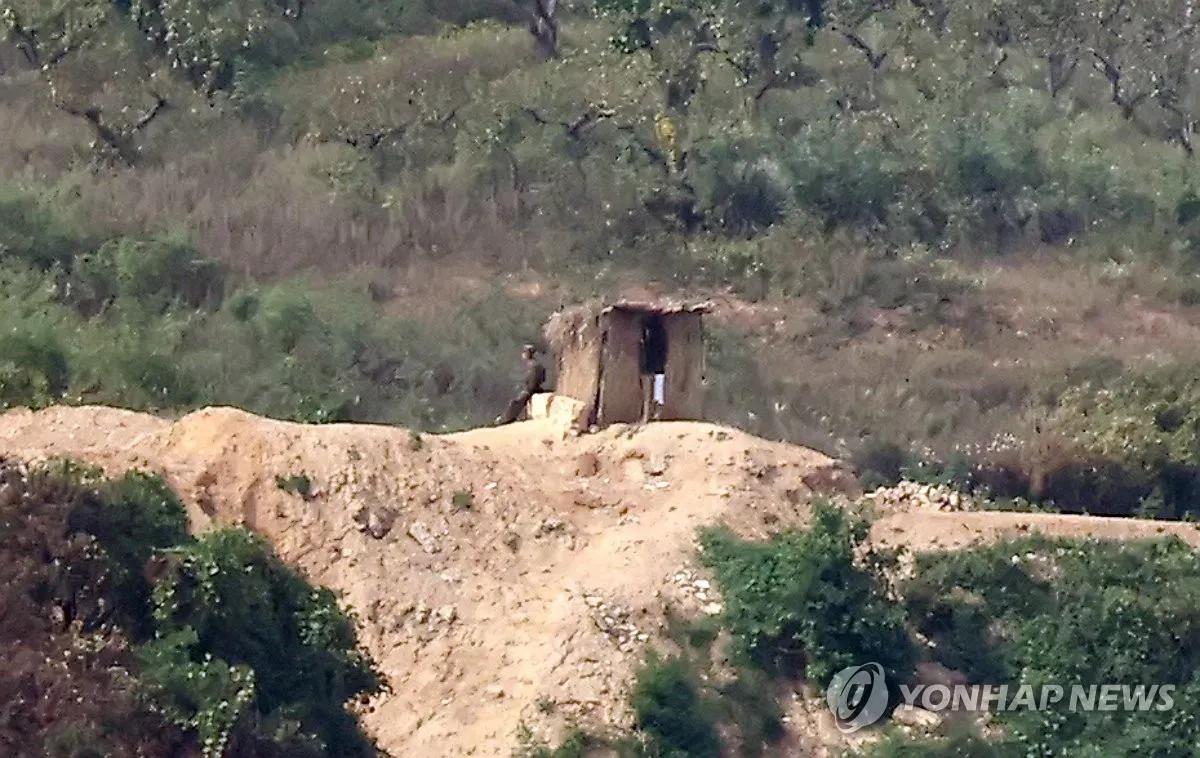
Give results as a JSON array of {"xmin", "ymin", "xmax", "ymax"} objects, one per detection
[
  {"xmin": 601, "ymin": 299, "xmax": 712, "ymax": 316},
  {"xmin": 543, "ymin": 301, "xmax": 603, "ymax": 353},
  {"xmin": 544, "ymin": 299, "xmax": 711, "ymax": 354}
]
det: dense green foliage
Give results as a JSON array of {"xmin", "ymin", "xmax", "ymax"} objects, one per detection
[
  {"xmin": 630, "ymin": 653, "xmax": 721, "ymax": 758},
  {"xmin": 1047, "ymin": 366, "xmax": 1200, "ymax": 517},
  {"xmin": 4, "ymin": 0, "xmax": 1200, "ymax": 466},
  {"xmin": 2, "ymin": 462, "xmax": 382, "ymax": 757},
  {"xmin": 146, "ymin": 529, "xmax": 383, "ymax": 756},
  {"xmin": 700, "ymin": 500, "xmax": 913, "ymax": 683},
  {"xmin": 65, "ymin": 467, "xmax": 191, "ymax": 633},
  {"xmin": 9, "ymin": 2, "xmax": 1200, "ymax": 755},
  {"xmin": 902, "ymin": 535, "xmax": 1200, "ymax": 755},
  {"xmin": 0, "ymin": 192, "xmax": 543, "ymax": 428}
]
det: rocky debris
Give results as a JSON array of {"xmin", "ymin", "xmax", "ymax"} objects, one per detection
[
  {"xmin": 572, "ymin": 490, "xmax": 611, "ymax": 509},
  {"xmin": 407, "ymin": 520, "xmax": 441, "ymax": 553},
  {"xmin": 801, "ymin": 464, "xmax": 861, "ymax": 497},
  {"xmin": 867, "ymin": 480, "xmax": 979, "ymax": 512},
  {"xmin": 355, "ymin": 505, "xmax": 398, "ymax": 539},
  {"xmin": 667, "ymin": 567, "xmax": 725, "ymax": 615},
  {"xmin": 535, "ymin": 518, "xmax": 566, "ymax": 537},
  {"xmin": 502, "ymin": 530, "xmax": 521, "ymax": 552},
  {"xmin": 583, "ymin": 594, "xmax": 649, "ymax": 653},
  {"xmin": 643, "ymin": 453, "xmax": 668, "ymax": 476},
  {"xmin": 574, "ymin": 453, "xmax": 600, "ymax": 477},
  {"xmin": 892, "ymin": 705, "xmax": 945, "ymax": 731},
  {"xmin": 396, "ymin": 602, "xmax": 459, "ymax": 640},
  {"xmin": 915, "ymin": 661, "xmax": 969, "ymax": 688}
]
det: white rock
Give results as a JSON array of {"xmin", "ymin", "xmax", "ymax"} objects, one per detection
[{"xmin": 892, "ymin": 705, "xmax": 944, "ymax": 731}]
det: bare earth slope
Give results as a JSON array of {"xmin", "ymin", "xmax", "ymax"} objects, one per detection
[{"xmin": 2, "ymin": 406, "xmax": 1198, "ymax": 755}]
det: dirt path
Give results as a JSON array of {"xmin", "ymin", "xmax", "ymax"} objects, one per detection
[
  {"xmin": 873, "ymin": 509, "xmax": 1200, "ymax": 551},
  {"xmin": 1, "ymin": 405, "xmax": 1196, "ymax": 755}
]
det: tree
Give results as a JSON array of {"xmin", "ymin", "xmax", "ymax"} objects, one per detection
[
  {"xmin": 1084, "ymin": 0, "xmax": 1194, "ymax": 119},
  {"xmin": 0, "ymin": 0, "xmax": 304, "ymax": 162},
  {"xmin": 528, "ymin": 0, "xmax": 559, "ymax": 57},
  {"xmin": 990, "ymin": 0, "xmax": 1087, "ymax": 98},
  {"xmin": 597, "ymin": 0, "xmax": 820, "ymax": 115}
]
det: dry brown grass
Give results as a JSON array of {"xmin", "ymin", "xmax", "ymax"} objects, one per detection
[
  {"xmin": 272, "ymin": 24, "xmax": 538, "ymax": 141},
  {"xmin": 0, "ymin": 77, "xmax": 91, "ymax": 180},
  {"xmin": 706, "ymin": 255, "xmax": 1200, "ymax": 457}
]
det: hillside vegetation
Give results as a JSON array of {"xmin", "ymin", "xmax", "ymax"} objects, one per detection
[
  {"xmin": 3, "ymin": 1, "xmax": 1200, "ymax": 519},
  {"xmin": 7, "ymin": 4, "xmax": 1200, "ymax": 756},
  {"xmin": 524, "ymin": 503, "xmax": 1200, "ymax": 757},
  {"xmin": 0, "ymin": 459, "xmax": 381, "ymax": 756}
]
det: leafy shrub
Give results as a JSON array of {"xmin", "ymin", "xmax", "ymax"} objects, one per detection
[
  {"xmin": 0, "ymin": 460, "xmax": 383, "ymax": 757},
  {"xmin": 149, "ymin": 528, "xmax": 384, "ymax": 756},
  {"xmin": 64, "ymin": 468, "xmax": 190, "ymax": 633},
  {"xmin": 904, "ymin": 536, "xmax": 1200, "ymax": 754},
  {"xmin": 0, "ymin": 190, "xmax": 88, "ymax": 270},
  {"xmin": 255, "ymin": 283, "xmax": 320, "ymax": 354},
  {"xmin": 0, "ymin": 329, "xmax": 70, "ymax": 408},
  {"xmin": 74, "ymin": 236, "xmax": 224, "ymax": 312},
  {"xmin": 785, "ymin": 119, "xmax": 902, "ymax": 230},
  {"xmin": 1048, "ymin": 366, "xmax": 1200, "ymax": 517},
  {"xmin": 691, "ymin": 138, "xmax": 790, "ymax": 236},
  {"xmin": 0, "ymin": 461, "xmax": 191, "ymax": 756},
  {"xmin": 700, "ymin": 500, "xmax": 913, "ymax": 684},
  {"xmin": 631, "ymin": 653, "xmax": 721, "ymax": 758},
  {"xmin": 137, "ymin": 628, "xmax": 259, "ymax": 758}
]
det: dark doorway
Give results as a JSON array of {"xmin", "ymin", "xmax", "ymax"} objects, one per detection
[
  {"xmin": 641, "ymin": 315, "xmax": 668, "ymax": 374},
  {"xmin": 641, "ymin": 315, "xmax": 668, "ymax": 420}
]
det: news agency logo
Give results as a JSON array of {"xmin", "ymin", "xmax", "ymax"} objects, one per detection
[
  {"xmin": 826, "ymin": 662, "xmax": 890, "ymax": 733},
  {"xmin": 826, "ymin": 661, "xmax": 1179, "ymax": 733}
]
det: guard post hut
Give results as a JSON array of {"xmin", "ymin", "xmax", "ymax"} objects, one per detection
[{"xmin": 541, "ymin": 299, "xmax": 710, "ymax": 429}]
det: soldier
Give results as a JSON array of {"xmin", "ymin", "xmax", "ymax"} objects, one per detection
[{"xmin": 496, "ymin": 344, "xmax": 546, "ymax": 425}]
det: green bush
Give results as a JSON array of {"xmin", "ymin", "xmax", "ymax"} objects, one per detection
[
  {"xmin": 16, "ymin": 462, "xmax": 384, "ymax": 757},
  {"xmin": 136, "ymin": 629, "xmax": 259, "ymax": 758},
  {"xmin": 1049, "ymin": 365, "xmax": 1200, "ymax": 517},
  {"xmin": 904, "ymin": 536, "xmax": 1200, "ymax": 755},
  {"xmin": 149, "ymin": 528, "xmax": 384, "ymax": 756},
  {"xmin": 700, "ymin": 500, "xmax": 914, "ymax": 684},
  {"xmin": 65, "ymin": 469, "xmax": 190, "ymax": 633},
  {"xmin": 74, "ymin": 236, "xmax": 224, "ymax": 312},
  {"xmin": 631, "ymin": 653, "xmax": 721, "ymax": 758},
  {"xmin": 0, "ymin": 190, "xmax": 89, "ymax": 270},
  {"xmin": 785, "ymin": 119, "xmax": 903, "ymax": 230},
  {"xmin": 255, "ymin": 283, "xmax": 320, "ymax": 354},
  {"xmin": 691, "ymin": 137, "xmax": 790, "ymax": 236},
  {"xmin": 0, "ymin": 329, "xmax": 70, "ymax": 407}
]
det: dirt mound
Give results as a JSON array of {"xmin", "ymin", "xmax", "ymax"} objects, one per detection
[
  {"xmin": 0, "ymin": 406, "xmax": 846, "ymax": 754},
  {"xmin": 4, "ymin": 406, "xmax": 1198, "ymax": 755}
]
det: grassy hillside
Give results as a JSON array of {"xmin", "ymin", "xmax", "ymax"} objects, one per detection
[{"xmin": 4, "ymin": 0, "xmax": 1200, "ymax": 513}]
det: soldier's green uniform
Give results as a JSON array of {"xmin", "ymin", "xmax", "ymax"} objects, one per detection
[{"xmin": 496, "ymin": 345, "xmax": 546, "ymax": 425}]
